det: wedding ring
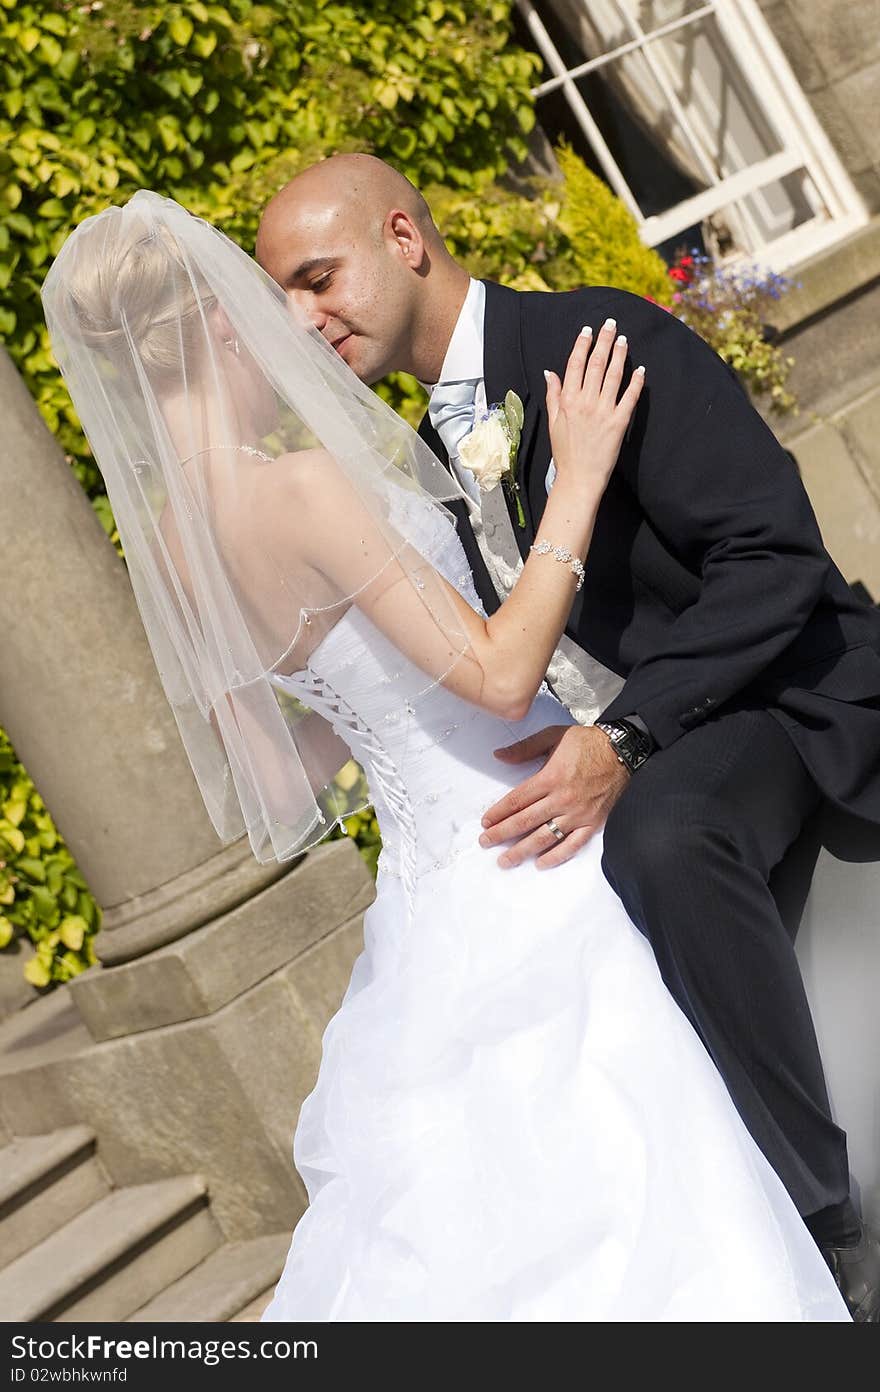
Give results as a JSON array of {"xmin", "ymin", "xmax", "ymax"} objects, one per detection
[{"xmin": 546, "ymin": 817, "xmax": 565, "ymax": 842}]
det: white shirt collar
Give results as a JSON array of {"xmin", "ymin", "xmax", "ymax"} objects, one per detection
[{"xmin": 421, "ymin": 278, "xmax": 485, "ymax": 394}]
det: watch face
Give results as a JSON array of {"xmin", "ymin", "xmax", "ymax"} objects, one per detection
[{"xmin": 599, "ymin": 721, "xmax": 649, "ymax": 770}]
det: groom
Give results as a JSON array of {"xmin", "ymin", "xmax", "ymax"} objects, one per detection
[{"xmin": 256, "ymin": 153, "xmax": 880, "ymax": 1317}]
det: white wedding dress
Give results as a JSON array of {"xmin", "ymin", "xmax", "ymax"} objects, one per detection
[{"xmin": 261, "ymin": 499, "xmax": 849, "ymax": 1323}]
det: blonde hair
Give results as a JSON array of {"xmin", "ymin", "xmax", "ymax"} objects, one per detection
[{"xmin": 63, "ymin": 211, "xmax": 216, "ymax": 379}]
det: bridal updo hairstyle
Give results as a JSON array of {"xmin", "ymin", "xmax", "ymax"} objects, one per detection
[{"xmin": 58, "ymin": 206, "xmax": 217, "ymax": 385}]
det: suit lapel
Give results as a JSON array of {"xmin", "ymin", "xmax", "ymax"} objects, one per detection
[
  {"xmin": 481, "ymin": 280, "xmax": 539, "ymax": 552},
  {"xmin": 416, "ymin": 411, "xmax": 503, "ymax": 616},
  {"xmin": 483, "ymin": 281, "xmax": 592, "ymax": 635}
]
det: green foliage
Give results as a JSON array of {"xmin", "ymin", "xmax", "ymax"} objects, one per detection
[
  {"xmin": 0, "ymin": 728, "xmax": 102, "ymax": 987},
  {"xmin": 0, "ymin": 0, "xmax": 541, "ymax": 496},
  {"xmin": 422, "ymin": 143, "xmax": 672, "ymax": 300},
  {"xmin": 330, "ymin": 805, "xmax": 383, "ymax": 878},
  {"xmin": 707, "ymin": 316, "xmax": 796, "ymax": 413}
]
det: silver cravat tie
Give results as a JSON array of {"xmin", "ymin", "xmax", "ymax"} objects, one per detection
[{"xmin": 429, "ymin": 377, "xmax": 483, "ymax": 503}]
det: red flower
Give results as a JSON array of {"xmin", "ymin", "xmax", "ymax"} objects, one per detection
[{"xmin": 668, "ymin": 266, "xmax": 689, "ymax": 283}]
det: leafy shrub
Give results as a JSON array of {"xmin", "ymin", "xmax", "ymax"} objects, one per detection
[{"xmin": 0, "ymin": 728, "xmax": 101, "ymax": 987}]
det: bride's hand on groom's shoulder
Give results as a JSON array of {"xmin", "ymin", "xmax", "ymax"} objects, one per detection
[
  {"xmin": 478, "ymin": 725, "xmax": 629, "ymax": 869},
  {"xmin": 544, "ymin": 318, "xmax": 645, "ymax": 495}
]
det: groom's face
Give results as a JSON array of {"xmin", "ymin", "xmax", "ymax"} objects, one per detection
[{"xmin": 256, "ymin": 200, "xmax": 418, "ymax": 385}]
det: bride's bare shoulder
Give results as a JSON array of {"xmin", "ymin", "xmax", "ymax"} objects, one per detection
[
  {"xmin": 257, "ymin": 447, "xmax": 361, "ymax": 548},
  {"xmin": 269, "ymin": 446, "xmax": 343, "ymax": 488},
  {"xmin": 266, "ymin": 446, "xmax": 353, "ymax": 509}
]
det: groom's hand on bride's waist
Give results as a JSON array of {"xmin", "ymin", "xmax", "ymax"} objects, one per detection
[{"xmin": 478, "ymin": 725, "xmax": 630, "ymax": 869}]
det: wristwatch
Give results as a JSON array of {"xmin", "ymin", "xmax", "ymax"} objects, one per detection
[{"xmin": 595, "ymin": 717, "xmax": 655, "ymax": 774}]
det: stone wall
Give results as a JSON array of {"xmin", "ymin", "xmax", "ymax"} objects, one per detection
[
  {"xmin": 750, "ymin": 219, "xmax": 880, "ymax": 602},
  {"xmin": 759, "ymin": 0, "xmax": 880, "ymax": 212}
]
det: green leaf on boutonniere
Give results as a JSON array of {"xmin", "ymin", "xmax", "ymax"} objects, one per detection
[
  {"xmin": 501, "ymin": 391, "xmax": 525, "ymax": 527},
  {"xmin": 503, "ymin": 389, "xmax": 524, "ymax": 434}
]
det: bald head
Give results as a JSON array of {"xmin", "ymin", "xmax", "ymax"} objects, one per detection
[
  {"xmin": 256, "ymin": 154, "xmax": 468, "ymax": 384},
  {"xmin": 257, "ymin": 154, "xmax": 437, "ymax": 261}
]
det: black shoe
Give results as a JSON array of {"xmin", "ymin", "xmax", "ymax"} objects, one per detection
[{"xmin": 821, "ymin": 1222, "xmax": 880, "ymax": 1322}]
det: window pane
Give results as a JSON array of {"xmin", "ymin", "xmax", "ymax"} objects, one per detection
[
  {"xmin": 514, "ymin": 5, "xmax": 708, "ymax": 216},
  {"xmin": 646, "ymin": 13, "xmax": 784, "ymax": 175},
  {"xmin": 514, "ymin": 2, "xmax": 848, "ymax": 265},
  {"xmin": 530, "ymin": 1, "xmax": 710, "ymax": 62},
  {"xmin": 625, "ymin": 1, "xmax": 711, "ymax": 38},
  {"xmin": 703, "ymin": 170, "xmax": 829, "ymax": 260}
]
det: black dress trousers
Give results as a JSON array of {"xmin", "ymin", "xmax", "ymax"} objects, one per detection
[{"xmin": 601, "ymin": 705, "xmax": 850, "ymax": 1216}]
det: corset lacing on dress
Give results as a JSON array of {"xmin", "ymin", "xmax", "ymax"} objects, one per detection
[{"xmin": 288, "ymin": 665, "xmax": 422, "ymax": 921}]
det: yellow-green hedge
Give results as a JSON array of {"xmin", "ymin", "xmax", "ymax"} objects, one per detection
[{"xmin": 0, "ymin": 730, "xmax": 101, "ymax": 987}]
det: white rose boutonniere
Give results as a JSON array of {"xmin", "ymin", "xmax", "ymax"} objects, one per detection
[{"xmin": 457, "ymin": 390, "xmax": 526, "ymax": 527}]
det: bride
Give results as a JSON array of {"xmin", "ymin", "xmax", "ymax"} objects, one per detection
[{"xmin": 41, "ymin": 190, "xmax": 849, "ymax": 1321}]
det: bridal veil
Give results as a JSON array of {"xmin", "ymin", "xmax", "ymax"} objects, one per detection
[{"xmin": 41, "ymin": 189, "xmax": 472, "ymax": 863}]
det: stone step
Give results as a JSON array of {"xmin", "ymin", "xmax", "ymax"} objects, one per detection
[
  {"xmin": 0, "ymin": 1125, "xmax": 109, "ymax": 1268},
  {"xmin": 127, "ymin": 1232, "xmax": 291, "ymax": 1322},
  {"xmin": 0, "ymin": 1174, "xmax": 222, "ymax": 1321},
  {"xmin": 229, "ymin": 1284, "xmax": 277, "ymax": 1322}
]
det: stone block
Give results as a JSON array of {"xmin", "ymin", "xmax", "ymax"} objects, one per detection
[
  {"xmin": 97, "ymin": 838, "xmax": 290, "ymax": 967},
  {"xmin": 768, "ymin": 219, "xmax": 880, "ymax": 336},
  {"xmin": 0, "ymin": 913, "xmax": 365, "ymax": 1240},
  {"xmin": 787, "ymin": 0, "xmax": 880, "ymax": 85},
  {"xmin": 68, "ymin": 838, "xmax": 375, "ymax": 1041},
  {"xmin": 287, "ymin": 914, "xmax": 366, "ymax": 1037},
  {"xmin": 832, "ymin": 61, "xmax": 880, "ymax": 168},
  {"xmin": 806, "ymin": 86, "xmax": 872, "ymax": 175},
  {"xmin": 0, "ymin": 1126, "xmax": 109, "ymax": 1267},
  {"xmin": 786, "ymin": 418, "xmax": 880, "ymax": 596},
  {"xmin": 762, "ymin": 2, "xmax": 826, "ymax": 92},
  {"xmin": 0, "ymin": 1174, "xmax": 221, "ymax": 1322},
  {"xmin": 128, "ymin": 1232, "xmax": 291, "ymax": 1322},
  {"xmin": 841, "ymin": 387, "xmax": 880, "ymax": 499},
  {"xmin": 773, "ymin": 280, "xmax": 880, "ymax": 423},
  {"xmin": 853, "ymin": 168, "xmax": 880, "ymax": 215},
  {"xmin": 0, "ymin": 938, "xmax": 38, "ymax": 1025}
]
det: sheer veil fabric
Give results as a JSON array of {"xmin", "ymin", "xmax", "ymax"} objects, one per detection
[{"xmin": 41, "ymin": 189, "xmax": 475, "ymax": 864}]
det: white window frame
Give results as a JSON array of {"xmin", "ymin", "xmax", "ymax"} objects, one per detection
[{"xmin": 516, "ymin": 0, "xmax": 867, "ymax": 269}]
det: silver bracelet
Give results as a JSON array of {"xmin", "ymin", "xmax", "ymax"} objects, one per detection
[{"xmin": 530, "ymin": 539, "xmax": 585, "ymax": 592}]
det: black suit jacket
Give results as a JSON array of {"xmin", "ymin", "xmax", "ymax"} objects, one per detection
[{"xmin": 418, "ymin": 280, "xmax": 880, "ymax": 855}]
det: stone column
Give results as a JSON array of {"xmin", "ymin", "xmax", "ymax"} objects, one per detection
[
  {"xmin": 0, "ymin": 346, "xmax": 285, "ymax": 970},
  {"xmin": 0, "ymin": 350, "xmax": 376, "ymax": 1221}
]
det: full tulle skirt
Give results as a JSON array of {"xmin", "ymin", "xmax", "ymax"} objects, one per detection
[{"xmin": 262, "ymin": 832, "xmax": 849, "ymax": 1321}]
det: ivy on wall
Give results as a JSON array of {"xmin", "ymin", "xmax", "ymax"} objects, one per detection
[{"xmin": 1, "ymin": 0, "xmax": 541, "ymax": 488}]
